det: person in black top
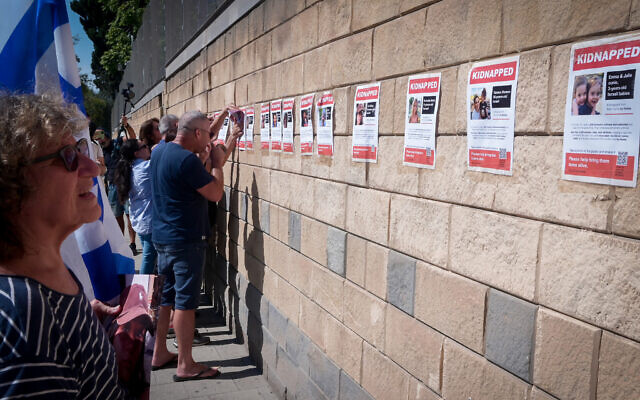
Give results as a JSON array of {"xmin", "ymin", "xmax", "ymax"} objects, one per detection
[{"xmin": 0, "ymin": 93, "xmax": 127, "ymax": 399}]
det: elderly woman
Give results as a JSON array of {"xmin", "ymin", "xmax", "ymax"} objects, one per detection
[{"xmin": 0, "ymin": 93, "xmax": 127, "ymax": 398}]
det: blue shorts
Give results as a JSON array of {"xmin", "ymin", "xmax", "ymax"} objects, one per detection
[
  {"xmin": 155, "ymin": 241, "xmax": 206, "ymax": 310},
  {"xmin": 108, "ymin": 184, "xmax": 129, "ymax": 217}
]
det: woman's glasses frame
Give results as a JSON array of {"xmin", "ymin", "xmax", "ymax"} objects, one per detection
[{"xmin": 30, "ymin": 138, "xmax": 90, "ymax": 172}]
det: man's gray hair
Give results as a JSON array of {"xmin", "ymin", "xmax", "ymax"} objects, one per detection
[
  {"xmin": 178, "ymin": 111, "xmax": 208, "ymax": 133},
  {"xmin": 159, "ymin": 114, "xmax": 179, "ymax": 134}
]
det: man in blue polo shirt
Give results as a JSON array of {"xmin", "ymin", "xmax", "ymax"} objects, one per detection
[{"xmin": 150, "ymin": 109, "xmax": 242, "ymax": 381}]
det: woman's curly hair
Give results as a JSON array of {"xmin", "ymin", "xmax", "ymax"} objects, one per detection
[{"xmin": 0, "ymin": 93, "xmax": 87, "ymax": 262}]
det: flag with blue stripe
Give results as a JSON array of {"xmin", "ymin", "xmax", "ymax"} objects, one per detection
[{"xmin": 0, "ymin": 0, "xmax": 135, "ymax": 302}]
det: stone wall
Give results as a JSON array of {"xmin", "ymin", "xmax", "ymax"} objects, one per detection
[{"xmin": 129, "ymin": 1, "xmax": 640, "ymax": 399}]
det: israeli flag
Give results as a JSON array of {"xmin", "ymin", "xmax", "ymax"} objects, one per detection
[{"xmin": 0, "ymin": 0, "xmax": 135, "ymax": 302}]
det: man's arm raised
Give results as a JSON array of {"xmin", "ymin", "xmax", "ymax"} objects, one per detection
[{"xmin": 196, "ymin": 145, "xmax": 226, "ymax": 202}]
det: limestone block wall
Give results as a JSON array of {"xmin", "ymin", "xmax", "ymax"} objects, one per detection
[{"xmin": 129, "ymin": 0, "xmax": 640, "ymax": 399}]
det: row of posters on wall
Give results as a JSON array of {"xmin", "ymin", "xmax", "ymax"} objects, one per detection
[{"xmin": 217, "ymin": 34, "xmax": 640, "ymax": 188}]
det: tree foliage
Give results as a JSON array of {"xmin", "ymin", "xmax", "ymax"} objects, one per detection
[{"xmin": 70, "ymin": 0, "xmax": 148, "ymax": 96}]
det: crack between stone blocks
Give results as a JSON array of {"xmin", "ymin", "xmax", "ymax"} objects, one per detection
[
  {"xmin": 534, "ymin": 224, "xmax": 544, "ymax": 304},
  {"xmin": 446, "ymin": 205, "xmax": 452, "ymax": 271},
  {"xmin": 591, "ymin": 329, "xmax": 603, "ymax": 400},
  {"xmin": 606, "ymin": 186, "xmax": 616, "ymax": 233}
]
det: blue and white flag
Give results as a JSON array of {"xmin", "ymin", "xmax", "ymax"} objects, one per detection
[{"xmin": 0, "ymin": 0, "xmax": 135, "ymax": 302}]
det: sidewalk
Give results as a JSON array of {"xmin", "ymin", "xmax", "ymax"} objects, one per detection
[
  {"xmin": 149, "ymin": 307, "xmax": 278, "ymax": 400},
  {"xmin": 127, "ymin": 230, "xmax": 278, "ymax": 399}
]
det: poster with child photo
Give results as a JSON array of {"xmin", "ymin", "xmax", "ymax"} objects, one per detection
[{"xmin": 563, "ymin": 33, "xmax": 640, "ymax": 187}]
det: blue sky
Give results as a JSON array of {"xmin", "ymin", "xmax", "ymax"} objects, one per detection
[{"xmin": 66, "ymin": 1, "xmax": 95, "ymax": 87}]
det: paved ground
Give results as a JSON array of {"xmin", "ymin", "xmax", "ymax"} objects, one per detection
[{"xmin": 126, "ymin": 227, "xmax": 278, "ymax": 400}]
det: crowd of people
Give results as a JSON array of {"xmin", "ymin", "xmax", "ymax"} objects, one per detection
[{"xmin": 0, "ymin": 92, "xmax": 243, "ymax": 398}]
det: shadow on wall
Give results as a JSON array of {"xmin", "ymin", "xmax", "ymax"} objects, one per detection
[{"xmin": 209, "ymin": 150, "xmax": 266, "ymax": 371}]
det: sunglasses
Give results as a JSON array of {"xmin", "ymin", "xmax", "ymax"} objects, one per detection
[{"xmin": 30, "ymin": 138, "xmax": 89, "ymax": 172}]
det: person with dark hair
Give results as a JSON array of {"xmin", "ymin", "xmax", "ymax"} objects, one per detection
[
  {"xmin": 139, "ymin": 118, "xmax": 161, "ymax": 148},
  {"xmin": 0, "ymin": 93, "xmax": 126, "ymax": 398},
  {"xmin": 114, "ymin": 139, "xmax": 156, "ymax": 275}
]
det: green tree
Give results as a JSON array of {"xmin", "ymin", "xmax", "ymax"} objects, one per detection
[{"xmin": 70, "ymin": 0, "xmax": 148, "ymax": 96}]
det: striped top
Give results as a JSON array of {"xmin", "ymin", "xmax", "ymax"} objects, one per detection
[{"xmin": 0, "ymin": 274, "xmax": 126, "ymax": 399}]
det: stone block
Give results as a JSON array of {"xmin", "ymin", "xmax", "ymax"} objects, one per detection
[
  {"xmin": 319, "ymin": 0, "xmax": 351, "ymax": 43},
  {"xmin": 613, "ymin": 185, "xmax": 640, "ymax": 238},
  {"xmin": 485, "ymin": 289, "xmax": 537, "ymax": 382},
  {"xmin": 515, "ymin": 48, "xmax": 550, "ymax": 133},
  {"xmin": 364, "ymin": 241, "xmax": 387, "ymax": 299},
  {"xmin": 331, "ymin": 136, "xmax": 367, "ymax": 186},
  {"xmin": 548, "ymin": 43, "xmax": 571, "ymax": 134},
  {"xmin": 386, "ymin": 250, "xmax": 416, "ymax": 315},
  {"xmin": 259, "ymin": 199, "xmax": 270, "ymax": 234},
  {"xmin": 301, "ymin": 216, "xmax": 328, "ymax": 266},
  {"xmin": 343, "ymin": 282, "xmax": 386, "ymax": 349},
  {"xmin": 290, "ymin": 5, "xmax": 319, "ymax": 56},
  {"xmin": 539, "ymin": 224, "xmax": 640, "ymax": 341},
  {"xmin": 247, "ymin": 3, "xmax": 264, "ymax": 41},
  {"xmin": 450, "ymin": 206, "xmax": 541, "ymax": 300},
  {"xmin": 276, "ymin": 278, "xmax": 300, "ymax": 325},
  {"xmin": 389, "ymin": 194, "xmax": 450, "ymax": 267},
  {"xmin": 414, "ymin": 261, "xmax": 487, "ymax": 354},
  {"xmin": 311, "ymin": 263, "xmax": 344, "ymax": 320},
  {"xmin": 339, "ymin": 370, "xmax": 374, "ymax": 400},
  {"xmin": 262, "ymin": 266, "xmax": 279, "ymax": 301},
  {"xmin": 285, "ymin": 322, "xmax": 311, "ymax": 374},
  {"xmin": 281, "ymin": 55, "xmax": 304, "ymax": 97},
  {"xmin": 597, "ymin": 332, "xmax": 640, "ymax": 400},
  {"xmin": 209, "ymin": 56, "xmax": 233, "ymax": 89},
  {"xmin": 493, "ymin": 136, "xmax": 611, "ymax": 231},
  {"xmin": 408, "ymin": 379, "xmax": 442, "ymax": 400},
  {"xmin": 533, "ymin": 308, "xmax": 600, "ymax": 400},
  {"xmin": 442, "ymin": 339, "xmax": 530, "ymax": 400},
  {"xmin": 384, "ymin": 305, "xmax": 443, "ymax": 392},
  {"xmin": 261, "ymin": 325, "xmax": 278, "ymax": 368},
  {"xmin": 346, "ymin": 234, "xmax": 366, "ymax": 287},
  {"xmin": 346, "ymin": 187, "xmax": 390, "ymax": 245},
  {"xmin": 368, "ymin": 137, "xmax": 419, "ymax": 195},
  {"xmin": 312, "ymin": 179, "xmax": 347, "ymax": 229},
  {"xmin": 300, "ymin": 296, "xmax": 327, "ymax": 349},
  {"xmin": 193, "ymin": 70, "xmax": 208, "ymax": 95},
  {"xmin": 503, "ymin": 0, "xmax": 631, "ymax": 52},
  {"xmin": 454, "ymin": 61, "xmax": 471, "ymax": 134},
  {"xmin": 303, "ymin": 45, "xmax": 332, "ymax": 93},
  {"xmin": 288, "ymin": 211, "xmax": 301, "ymax": 251},
  {"xmin": 632, "ymin": 0, "xmax": 640, "ymax": 28},
  {"xmin": 254, "ymin": 33, "xmax": 272, "ymax": 71},
  {"xmin": 327, "ymin": 227, "xmax": 347, "ymax": 277},
  {"xmin": 268, "ymin": 302, "xmax": 289, "ymax": 346},
  {"xmin": 263, "ymin": 64, "xmax": 283, "ymax": 101},
  {"xmin": 325, "ymin": 315, "xmax": 363, "ymax": 383},
  {"xmin": 419, "ymin": 136, "xmax": 500, "ymax": 209},
  {"xmin": 377, "ymin": 80, "xmax": 395, "ymax": 134},
  {"xmin": 351, "ymin": 0, "xmax": 400, "ymax": 31},
  {"xmin": 530, "ymin": 387, "xmax": 556, "ymax": 400},
  {"xmin": 361, "ymin": 342, "xmax": 410, "ymax": 400},
  {"xmin": 239, "ymin": 192, "xmax": 248, "ymax": 222},
  {"xmin": 424, "ymin": 0, "xmax": 501, "ymax": 68},
  {"xmin": 372, "ymin": 10, "xmax": 426, "ymax": 79},
  {"xmin": 286, "ymin": 248, "xmax": 313, "ymax": 296},
  {"xmin": 208, "ymin": 81, "xmax": 235, "ymax": 111},
  {"xmin": 263, "ymin": 0, "xmax": 294, "ymax": 31},
  {"xmin": 333, "ymin": 86, "xmax": 351, "ymax": 135},
  {"xmin": 308, "ymin": 345, "xmax": 340, "ymax": 400},
  {"xmin": 269, "ymin": 170, "xmax": 290, "ymax": 209},
  {"xmin": 330, "ymin": 30, "xmax": 373, "ymax": 86}
]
